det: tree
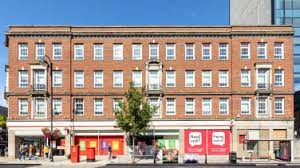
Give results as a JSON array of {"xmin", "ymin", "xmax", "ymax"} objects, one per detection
[
  {"xmin": 115, "ymin": 82, "xmax": 154, "ymax": 163},
  {"xmin": 0, "ymin": 115, "xmax": 6, "ymax": 128}
]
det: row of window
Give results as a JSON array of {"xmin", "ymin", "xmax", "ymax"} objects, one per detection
[
  {"xmin": 17, "ymin": 42, "xmax": 284, "ymax": 61},
  {"xmin": 18, "ymin": 69, "xmax": 285, "ymax": 88},
  {"xmin": 18, "ymin": 97, "xmax": 285, "ymax": 116}
]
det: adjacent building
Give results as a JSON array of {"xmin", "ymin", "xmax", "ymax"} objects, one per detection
[{"xmin": 5, "ymin": 25, "xmax": 294, "ymax": 161}]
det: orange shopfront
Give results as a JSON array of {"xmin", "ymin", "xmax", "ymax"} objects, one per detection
[{"xmin": 75, "ymin": 136, "xmax": 124, "ymax": 156}]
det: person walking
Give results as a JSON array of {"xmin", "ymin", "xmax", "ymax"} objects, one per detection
[
  {"xmin": 18, "ymin": 145, "xmax": 23, "ymax": 160},
  {"xmin": 44, "ymin": 146, "xmax": 49, "ymax": 159},
  {"xmin": 108, "ymin": 145, "xmax": 112, "ymax": 160},
  {"xmin": 28, "ymin": 144, "xmax": 33, "ymax": 160}
]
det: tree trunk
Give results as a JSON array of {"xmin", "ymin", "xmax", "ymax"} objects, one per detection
[{"xmin": 132, "ymin": 135, "xmax": 135, "ymax": 163}]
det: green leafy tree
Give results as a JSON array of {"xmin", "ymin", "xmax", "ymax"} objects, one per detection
[
  {"xmin": 115, "ymin": 82, "xmax": 154, "ymax": 163},
  {"xmin": 0, "ymin": 115, "xmax": 6, "ymax": 128}
]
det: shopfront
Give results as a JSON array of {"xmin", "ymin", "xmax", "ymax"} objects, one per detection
[{"xmin": 16, "ymin": 136, "xmax": 45, "ymax": 157}]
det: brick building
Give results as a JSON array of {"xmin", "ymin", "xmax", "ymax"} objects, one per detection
[{"xmin": 5, "ymin": 25, "xmax": 294, "ymax": 161}]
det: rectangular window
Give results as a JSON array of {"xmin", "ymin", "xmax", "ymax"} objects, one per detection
[
  {"xmin": 35, "ymin": 98, "xmax": 46, "ymax": 116},
  {"xmin": 274, "ymin": 69, "xmax": 284, "ymax": 86},
  {"xmin": 53, "ymin": 43, "xmax": 62, "ymax": 60},
  {"xmin": 185, "ymin": 70, "xmax": 195, "ymax": 87},
  {"xmin": 74, "ymin": 44, "xmax": 84, "ymax": 60},
  {"xmin": 275, "ymin": 97, "xmax": 284, "ymax": 114},
  {"xmin": 19, "ymin": 43, "xmax": 28, "ymax": 60},
  {"xmin": 219, "ymin": 98, "xmax": 229, "ymax": 115},
  {"xmin": 257, "ymin": 97, "xmax": 268, "ymax": 115},
  {"xmin": 185, "ymin": 43, "xmax": 195, "ymax": 60},
  {"xmin": 202, "ymin": 98, "xmax": 212, "ymax": 115},
  {"xmin": 241, "ymin": 98, "xmax": 251, "ymax": 114},
  {"xmin": 74, "ymin": 98, "xmax": 84, "ymax": 115},
  {"xmin": 202, "ymin": 71, "xmax": 212, "ymax": 87},
  {"xmin": 257, "ymin": 69, "xmax": 268, "ymax": 89},
  {"xmin": 113, "ymin": 98, "xmax": 122, "ymax": 113},
  {"xmin": 132, "ymin": 44, "xmax": 142, "ymax": 60},
  {"xmin": 219, "ymin": 70, "xmax": 228, "ymax": 87},
  {"xmin": 185, "ymin": 98, "xmax": 195, "ymax": 115},
  {"xmin": 94, "ymin": 98, "xmax": 104, "ymax": 115},
  {"xmin": 149, "ymin": 98, "xmax": 160, "ymax": 115},
  {"xmin": 166, "ymin": 98, "xmax": 176, "ymax": 115},
  {"xmin": 241, "ymin": 69, "xmax": 251, "ymax": 87},
  {"xmin": 53, "ymin": 98, "xmax": 62, "ymax": 115},
  {"xmin": 18, "ymin": 70, "xmax": 28, "ymax": 87},
  {"xmin": 166, "ymin": 70, "xmax": 176, "ymax": 87},
  {"xmin": 53, "ymin": 70, "xmax": 62, "ymax": 87},
  {"xmin": 240, "ymin": 42, "xmax": 250, "ymax": 59},
  {"xmin": 94, "ymin": 71, "xmax": 103, "ymax": 88},
  {"xmin": 257, "ymin": 42, "xmax": 267, "ymax": 59},
  {"xmin": 113, "ymin": 70, "xmax": 123, "ymax": 87},
  {"xmin": 34, "ymin": 70, "xmax": 46, "ymax": 90},
  {"xmin": 132, "ymin": 70, "xmax": 142, "ymax": 87},
  {"xmin": 36, "ymin": 43, "xmax": 45, "ymax": 60},
  {"xmin": 202, "ymin": 43, "xmax": 211, "ymax": 60},
  {"xmin": 166, "ymin": 43, "xmax": 176, "ymax": 60},
  {"xmin": 113, "ymin": 44, "xmax": 123, "ymax": 60},
  {"xmin": 18, "ymin": 99, "xmax": 28, "ymax": 115},
  {"xmin": 274, "ymin": 42, "xmax": 284, "ymax": 59},
  {"xmin": 149, "ymin": 70, "xmax": 159, "ymax": 90},
  {"xmin": 149, "ymin": 44, "xmax": 159, "ymax": 59},
  {"xmin": 219, "ymin": 43, "xmax": 228, "ymax": 60},
  {"xmin": 94, "ymin": 44, "xmax": 103, "ymax": 60},
  {"xmin": 74, "ymin": 71, "xmax": 84, "ymax": 88}
]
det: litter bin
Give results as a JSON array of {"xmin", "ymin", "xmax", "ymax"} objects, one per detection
[
  {"xmin": 86, "ymin": 148, "xmax": 95, "ymax": 162},
  {"xmin": 70, "ymin": 145, "xmax": 80, "ymax": 163},
  {"xmin": 229, "ymin": 152, "xmax": 237, "ymax": 164}
]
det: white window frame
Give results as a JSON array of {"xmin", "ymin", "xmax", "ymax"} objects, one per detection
[
  {"xmin": 219, "ymin": 98, "xmax": 229, "ymax": 115},
  {"xmin": 94, "ymin": 70, "xmax": 104, "ymax": 88},
  {"xmin": 166, "ymin": 43, "xmax": 176, "ymax": 60},
  {"xmin": 52, "ymin": 70, "xmax": 62, "ymax": 87},
  {"xmin": 185, "ymin": 70, "xmax": 195, "ymax": 87},
  {"xmin": 240, "ymin": 42, "xmax": 250, "ymax": 59},
  {"xmin": 274, "ymin": 69, "xmax": 284, "ymax": 86},
  {"xmin": 185, "ymin": 98, "xmax": 195, "ymax": 115},
  {"xmin": 166, "ymin": 70, "xmax": 176, "ymax": 87},
  {"xmin": 148, "ymin": 70, "xmax": 160, "ymax": 90},
  {"xmin": 257, "ymin": 42, "xmax": 267, "ymax": 59},
  {"xmin": 202, "ymin": 43, "xmax": 212, "ymax": 60},
  {"xmin": 132, "ymin": 70, "xmax": 142, "ymax": 87},
  {"xmin": 241, "ymin": 69, "xmax": 251, "ymax": 87},
  {"xmin": 185, "ymin": 43, "xmax": 195, "ymax": 60},
  {"xmin": 274, "ymin": 97, "xmax": 284, "ymax": 115},
  {"xmin": 274, "ymin": 42, "xmax": 284, "ymax": 59},
  {"xmin": 166, "ymin": 98, "xmax": 176, "ymax": 115},
  {"xmin": 18, "ymin": 98, "xmax": 28, "ymax": 116},
  {"xmin": 74, "ymin": 44, "xmax": 84, "ymax": 60},
  {"xmin": 36, "ymin": 43, "xmax": 45, "ymax": 60},
  {"xmin": 113, "ymin": 70, "xmax": 123, "ymax": 87},
  {"xmin": 149, "ymin": 43, "xmax": 159, "ymax": 59},
  {"xmin": 94, "ymin": 44, "xmax": 104, "ymax": 60},
  {"xmin": 74, "ymin": 71, "xmax": 84, "ymax": 88},
  {"xmin": 113, "ymin": 44, "xmax": 123, "ymax": 60},
  {"xmin": 94, "ymin": 98, "xmax": 104, "ymax": 115},
  {"xmin": 53, "ymin": 43, "xmax": 62, "ymax": 60},
  {"xmin": 256, "ymin": 97, "xmax": 268, "ymax": 116},
  {"xmin": 202, "ymin": 98, "xmax": 212, "ymax": 115},
  {"xmin": 219, "ymin": 43, "xmax": 228, "ymax": 60},
  {"xmin": 202, "ymin": 71, "xmax": 212, "ymax": 87},
  {"xmin": 18, "ymin": 70, "xmax": 28, "ymax": 88},
  {"xmin": 241, "ymin": 97, "xmax": 251, "ymax": 115},
  {"xmin": 113, "ymin": 98, "xmax": 123, "ymax": 113},
  {"xmin": 52, "ymin": 98, "xmax": 62, "ymax": 115},
  {"xmin": 149, "ymin": 97, "xmax": 161, "ymax": 116},
  {"xmin": 219, "ymin": 71, "xmax": 228, "ymax": 87},
  {"xmin": 74, "ymin": 98, "xmax": 84, "ymax": 115},
  {"xmin": 35, "ymin": 98, "xmax": 47, "ymax": 116},
  {"xmin": 132, "ymin": 44, "xmax": 142, "ymax": 60},
  {"xmin": 18, "ymin": 43, "xmax": 28, "ymax": 60}
]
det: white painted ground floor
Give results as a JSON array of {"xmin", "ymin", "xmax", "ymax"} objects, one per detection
[{"xmin": 7, "ymin": 120, "xmax": 295, "ymax": 163}]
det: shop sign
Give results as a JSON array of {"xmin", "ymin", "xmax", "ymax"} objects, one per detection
[
  {"xmin": 79, "ymin": 141, "xmax": 86, "ymax": 151},
  {"xmin": 112, "ymin": 140, "xmax": 119, "ymax": 150},
  {"xmin": 184, "ymin": 130, "xmax": 206, "ymax": 155},
  {"xmin": 158, "ymin": 139, "xmax": 179, "ymax": 149},
  {"xmin": 90, "ymin": 141, "xmax": 96, "ymax": 148},
  {"xmin": 207, "ymin": 130, "xmax": 230, "ymax": 155},
  {"xmin": 101, "ymin": 140, "xmax": 108, "ymax": 150},
  {"xmin": 247, "ymin": 130, "xmax": 259, "ymax": 140}
]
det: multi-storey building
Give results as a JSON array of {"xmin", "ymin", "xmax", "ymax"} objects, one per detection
[{"xmin": 5, "ymin": 25, "xmax": 294, "ymax": 161}]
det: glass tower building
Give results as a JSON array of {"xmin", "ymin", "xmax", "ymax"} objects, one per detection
[{"xmin": 273, "ymin": 0, "xmax": 300, "ymax": 91}]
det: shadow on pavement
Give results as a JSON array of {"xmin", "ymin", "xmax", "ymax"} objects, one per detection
[{"xmin": 0, "ymin": 163, "xmax": 41, "ymax": 168}]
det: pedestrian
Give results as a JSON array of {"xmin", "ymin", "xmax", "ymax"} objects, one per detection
[
  {"xmin": 18, "ymin": 145, "xmax": 23, "ymax": 160},
  {"xmin": 44, "ymin": 145, "xmax": 49, "ymax": 158},
  {"xmin": 108, "ymin": 145, "xmax": 112, "ymax": 160},
  {"xmin": 153, "ymin": 145, "xmax": 159, "ymax": 164},
  {"xmin": 28, "ymin": 144, "xmax": 33, "ymax": 160}
]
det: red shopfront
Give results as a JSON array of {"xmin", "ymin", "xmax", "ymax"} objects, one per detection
[
  {"xmin": 75, "ymin": 136, "xmax": 124, "ymax": 156},
  {"xmin": 184, "ymin": 129, "xmax": 231, "ymax": 155}
]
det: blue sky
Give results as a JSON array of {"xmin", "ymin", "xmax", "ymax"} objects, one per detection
[{"xmin": 0, "ymin": 0, "xmax": 229, "ymax": 107}]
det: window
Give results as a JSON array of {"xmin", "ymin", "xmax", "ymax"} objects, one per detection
[
  {"xmin": 241, "ymin": 69, "xmax": 251, "ymax": 87},
  {"xmin": 166, "ymin": 98, "xmax": 176, "ymax": 115},
  {"xmin": 53, "ymin": 43, "xmax": 62, "ymax": 60},
  {"xmin": 274, "ymin": 69, "xmax": 284, "ymax": 86},
  {"xmin": 202, "ymin": 71, "xmax": 212, "ymax": 87},
  {"xmin": 257, "ymin": 69, "xmax": 268, "ymax": 89},
  {"xmin": 113, "ymin": 98, "xmax": 122, "ymax": 113},
  {"xmin": 241, "ymin": 98, "xmax": 251, "ymax": 114},
  {"xmin": 219, "ymin": 98, "xmax": 229, "ymax": 115},
  {"xmin": 18, "ymin": 99, "xmax": 28, "ymax": 115},
  {"xmin": 94, "ymin": 98, "xmax": 104, "ymax": 115},
  {"xmin": 36, "ymin": 43, "xmax": 45, "ymax": 60},
  {"xmin": 94, "ymin": 71, "xmax": 103, "ymax": 88},
  {"xmin": 18, "ymin": 70, "xmax": 28, "ymax": 87},
  {"xmin": 74, "ymin": 71, "xmax": 84, "ymax": 88},
  {"xmin": 166, "ymin": 70, "xmax": 176, "ymax": 87},
  {"xmin": 240, "ymin": 42, "xmax": 250, "ymax": 59},
  {"xmin": 74, "ymin": 98, "xmax": 84, "ymax": 115},
  {"xmin": 185, "ymin": 70, "xmax": 195, "ymax": 87},
  {"xmin": 219, "ymin": 43, "xmax": 228, "ymax": 60},
  {"xmin": 274, "ymin": 42, "xmax": 284, "ymax": 59},
  {"xmin": 132, "ymin": 44, "xmax": 142, "ymax": 60},
  {"xmin": 185, "ymin": 98, "xmax": 195, "ymax": 115},
  {"xmin": 257, "ymin": 97, "xmax": 268, "ymax": 115},
  {"xmin": 52, "ymin": 98, "xmax": 62, "ymax": 115},
  {"xmin": 148, "ymin": 70, "xmax": 160, "ymax": 90},
  {"xmin": 113, "ymin": 71, "xmax": 123, "ymax": 87},
  {"xmin": 149, "ymin": 44, "xmax": 159, "ymax": 59},
  {"xmin": 257, "ymin": 42, "xmax": 267, "ymax": 59},
  {"xmin": 149, "ymin": 98, "xmax": 160, "ymax": 115},
  {"xmin": 202, "ymin": 98, "xmax": 212, "ymax": 115},
  {"xmin": 185, "ymin": 43, "xmax": 195, "ymax": 60},
  {"xmin": 219, "ymin": 71, "xmax": 228, "ymax": 87},
  {"xmin": 19, "ymin": 43, "xmax": 28, "ymax": 60},
  {"xmin": 94, "ymin": 44, "xmax": 103, "ymax": 60},
  {"xmin": 247, "ymin": 141, "xmax": 257, "ymax": 151},
  {"xmin": 74, "ymin": 44, "xmax": 84, "ymax": 60},
  {"xmin": 53, "ymin": 70, "xmax": 62, "ymax": 87},
  {"xmin": 113, "ymin": 44, "xmax": 123, "ymax": 60},
  {"xmin": 202, "ymin": 43, "xmax": 211, "ymax": 60},
  {"xmin": 34, "ymin": 70, "xmax": 46, "ymax": 90},
  {"xmin": 275, "ymin": 97, "xmax": 284, "ymax": 114},
  {"xmin": 166, "ymin": 43, "xmax": 176, "ymax": 60},
  {"xmin": 35, "ymin": 98, "xmax": 46, "ymax": 116},
  {"xmin": 132, "ymin": 70, "xmax": 142, "ymax": 87}
]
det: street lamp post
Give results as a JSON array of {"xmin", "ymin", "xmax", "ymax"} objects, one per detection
[{"xmin": 40, "ymin": 55, "xmax": 53, "ymax": 162}]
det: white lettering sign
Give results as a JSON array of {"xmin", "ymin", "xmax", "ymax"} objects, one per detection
[
  {"xmin": 189, "ymin": 132, "xmax": 202, "ymax": 146},
  {"xmin": 212, "ymin": 132, "xmax": 225, "ymax": 146}
]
